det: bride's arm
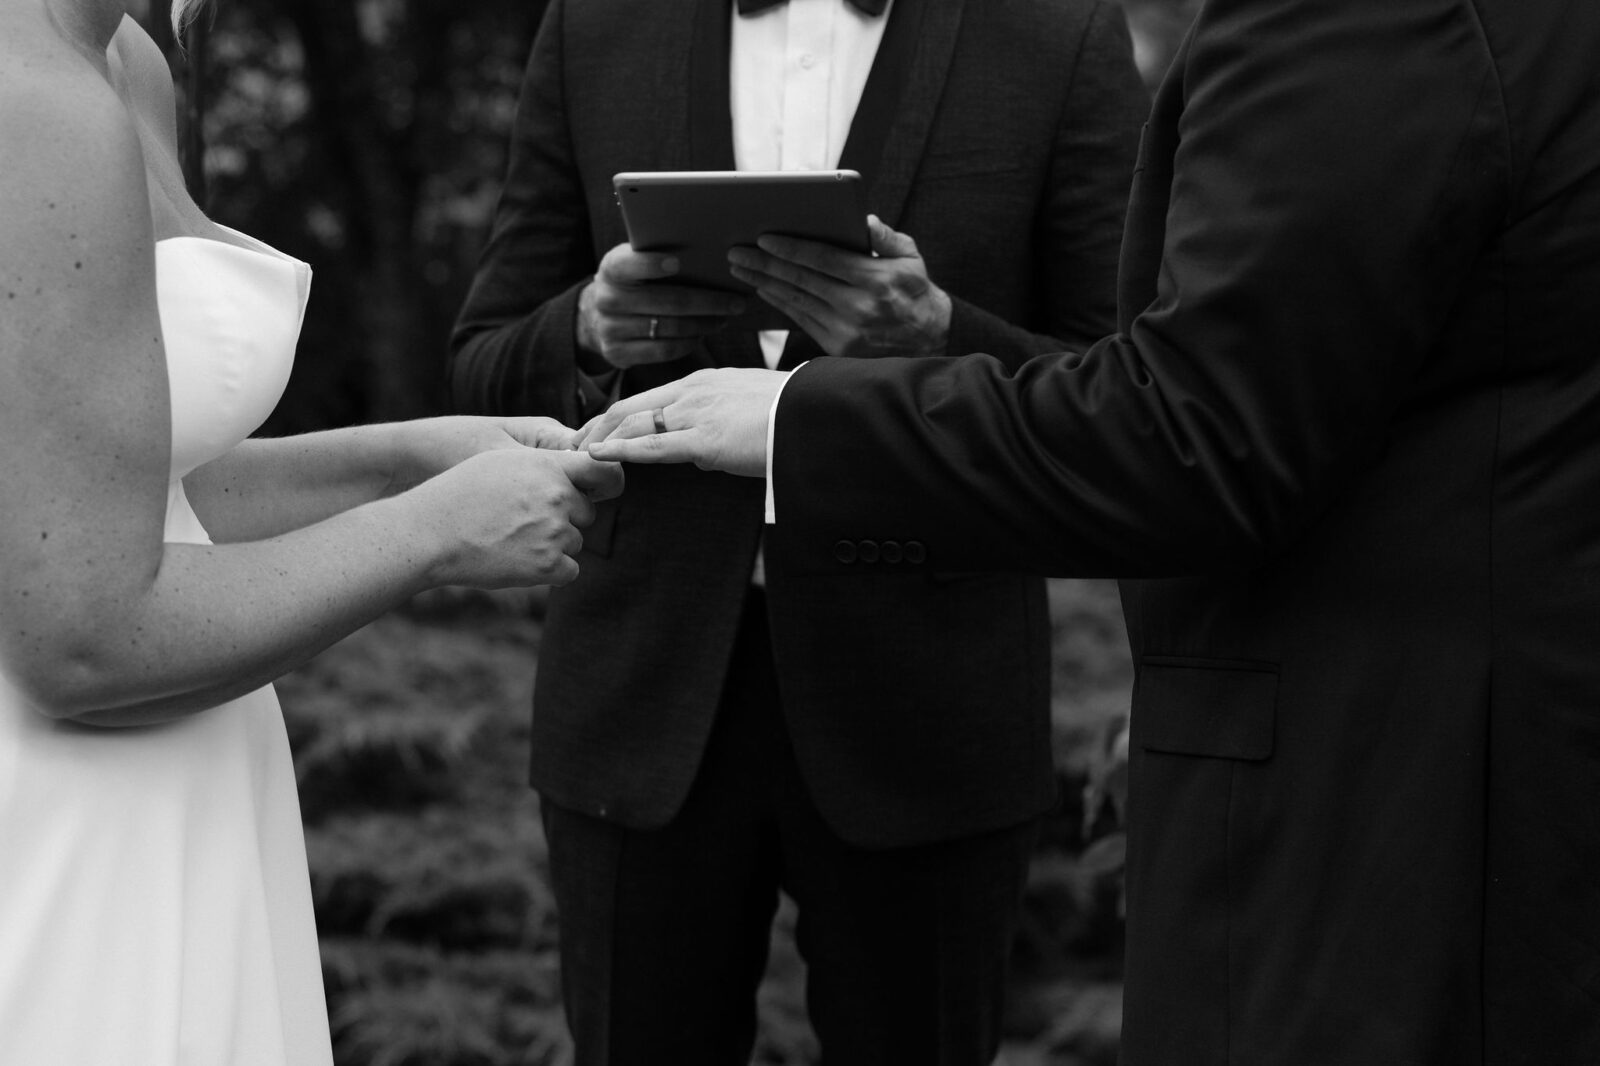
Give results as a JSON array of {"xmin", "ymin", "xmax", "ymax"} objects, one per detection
[
  {"xmin": 183, "ymin": 416, "xmax": 578, "ymax": 544},
  {"xmin": 0, "ymin": 66, "xmax": 619, "ymax": 727}
]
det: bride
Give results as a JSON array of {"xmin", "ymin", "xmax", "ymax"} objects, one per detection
[{"xmin": 0, "ymin": 0, "xmax": 620, "ymax": 1062}]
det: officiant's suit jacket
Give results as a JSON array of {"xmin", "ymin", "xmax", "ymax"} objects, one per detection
[
  {"xmin": 450, "ymin": 0, "xmax": 1148, "ymax": 846},
  {"xmin": 766, "ymin": 0, "xmax": 1600, "ymax": 1061}
]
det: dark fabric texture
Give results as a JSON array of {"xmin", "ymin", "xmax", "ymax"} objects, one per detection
[
  {"xmin": 449, "ymin": 0, "xmax": 1149, "ymax": 847},
  {"xmin": 540, "ymin": 595, "xmax": 1037, "ymax": 1066},
  {"xmin": 769, "ymin": 0, "xmax": 1600, "ymax": 1061}
]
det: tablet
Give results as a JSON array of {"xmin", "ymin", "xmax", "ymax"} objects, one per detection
[{"xmin": 613, "ymin": 170, "xmax": 869, "ymax": 329}]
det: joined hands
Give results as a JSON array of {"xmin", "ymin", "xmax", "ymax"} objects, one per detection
[{"xmin": 578, "ymin": 367, "xmax": 785, "ymax": 478}]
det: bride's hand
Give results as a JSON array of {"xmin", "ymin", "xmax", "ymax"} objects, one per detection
[
  {"xmin": 387, "ymin": 415, "xmax": 579, "ymax": 493},
  {"xmin": 411, "ymin": 448, "xmax": 624, "ymax": 589}
]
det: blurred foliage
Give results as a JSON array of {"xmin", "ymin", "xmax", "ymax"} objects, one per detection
[
  {"xmin": 150, "ymin": 0, "xmax": 550, "ymax": 431},
  {"xmin": 274, "ymin": 581, "xmax": 1133, "ymax": 1066}
]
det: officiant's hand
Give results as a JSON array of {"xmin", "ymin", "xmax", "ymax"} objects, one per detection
[
  {"xmin": 577, "ymin": 368, "xmax": 784, "ymax": 478},
  {"xmin": 727, "ymin": 215, "xmax": 952, "ymax": 359},
  {"xmin": 577, "ymin": 243, "xmax": 749, "ymax": 369}
]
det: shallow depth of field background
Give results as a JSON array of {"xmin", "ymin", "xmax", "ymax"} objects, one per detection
[{"xmin": 141, "ymin": 2, "xmax": 1202, "ymax": 1061}]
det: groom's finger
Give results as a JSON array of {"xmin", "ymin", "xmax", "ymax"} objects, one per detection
[
  {"xmin": 586, "ymin": 407, "xmax": 666, "ymax": 444},
  {"xmin": 586, "ymin": 427, "xmax": 704, "ymax": 465},
  {"xmin": 575, "ymin": 382, "xmax": 688, "ymax": 447}
]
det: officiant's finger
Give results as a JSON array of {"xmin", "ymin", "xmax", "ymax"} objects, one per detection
[
  {"xmin": 624, "ymin": 313, "xmax": 736, "ymax": 341},
  {"xmin": 596, "ymin": 243, "xmax": 682, "ymax": 284},
  {"xmin": 729, "ymin": 263, "xmax": 837, "ymax": 334},
  {"xmin": 728, "ymin": 247, "xmax": 854, "ymax": 309},
  {"xmin": 593, "ymin": 282, "xmax": 748, "ymax": 320},
  {"xmin": 590, "ymin": 336, "xmax": 702, "ymax": 369},
  {"xmin": 750, "ymin": 232, "xmax": 871, "ymax": 286}
]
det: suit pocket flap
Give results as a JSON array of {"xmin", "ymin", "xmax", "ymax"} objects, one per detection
[{"xmin": 1135, "ymin": 659, "xmax": 1277, "ymax": 761}]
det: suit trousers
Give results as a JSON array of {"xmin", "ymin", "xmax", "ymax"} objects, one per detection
[{"xmin": 540, "ymin": 589, "xmax": 1040, "ymax": 1066}]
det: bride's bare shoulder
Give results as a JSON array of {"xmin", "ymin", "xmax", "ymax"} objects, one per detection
[{"xmin": 0, "ymin": 21, "xmax": 152, "ymax": 263}]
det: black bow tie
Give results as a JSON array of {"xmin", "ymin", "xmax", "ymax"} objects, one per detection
[{"xmin": 737, "ymin": 0, "xmax": 890, "ymax": 18}]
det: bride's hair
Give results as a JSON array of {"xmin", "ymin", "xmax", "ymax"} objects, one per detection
[{"xmin": 170, "ymin": 0, "xmax": 209, "ymax": 35}]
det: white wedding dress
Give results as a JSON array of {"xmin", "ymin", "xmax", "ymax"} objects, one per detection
[{"xmin": 0, "ymin": 231, "xmax": 334, "ymax": 1065}]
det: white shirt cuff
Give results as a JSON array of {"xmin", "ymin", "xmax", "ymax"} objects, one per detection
[{"xmin": 764, "ymin": 363, "xmax": 807, "ymax": 524}]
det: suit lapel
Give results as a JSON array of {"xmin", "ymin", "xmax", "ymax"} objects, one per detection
[
  {"xmin": 860, "ymin": 0, "xmax": 963, "ymax": 228},
  {"xmin": 626, "ymin": 0, "xmax": 701, "ymax": 172},
  {"xmin": 779, "ymin": 0, "xmax": 963, "ymax": 370},
  {"xmin": 687, "ymin": 0, "xmax": 766, "ymax": 368},
  {"xmin": 1117, "ymin": 34, "xmax": 1188, "ymax": 333},
  {"xmin": 689, "ymin": 0, "xmax": 738, "ymax": 170}
]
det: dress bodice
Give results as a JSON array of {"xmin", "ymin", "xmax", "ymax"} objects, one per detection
[
  {"xmin": 0, "ymin": 228, "xmax": 331, "ymax": 1066},
  {"xmin": 155, "ymin": 230, "xmax": 309, "ymax": 481}
]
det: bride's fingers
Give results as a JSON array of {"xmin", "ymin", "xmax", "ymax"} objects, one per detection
[{"xmin": 503, "ymin": 416, "xmax": 579, "ymax": 450}]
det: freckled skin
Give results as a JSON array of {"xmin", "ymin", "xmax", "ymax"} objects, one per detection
[{"xmin": 0, "ymin": 6, "xmax": 620, "ymax": 723}]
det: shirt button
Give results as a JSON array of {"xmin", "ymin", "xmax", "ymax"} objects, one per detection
[
  {"xmin": 834, "ymin": 540, "xmax": 859, "ymax": 564},
  {"xmin": 799, "ymin": 52, "xmax": 816, "ymax": 69},
  {"xmin": 858, "ymin": 540, "xmax": 881, "ymax": 564},
  {"xmin": 905, "ymin": 541, "xmax": 927, "ymax": 565},
  {"xmin": 881, "ymin": 541, "xmax": 903, "ymax": 564}
]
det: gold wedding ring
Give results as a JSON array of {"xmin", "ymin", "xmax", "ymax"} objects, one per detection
[
  {"xmin": 648, "ymin": 316, "xmax": 660, "ymax": 340},
  {"xmin": 652, "ymin": 408, "xmax": 669, "ymax": 435}
]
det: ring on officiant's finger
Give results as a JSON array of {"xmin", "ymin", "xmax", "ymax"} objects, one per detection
[
  {"xmin": 652, "ymin": 408, "xmax": 669, "ymax": 435},
  {"xmin": 648, "ymin": 316, "xmax": 660, "ymax": 340}
]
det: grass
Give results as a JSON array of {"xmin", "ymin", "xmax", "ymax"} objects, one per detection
[{"xmin": 275, "ymin": 579, "xmax": 1132, "ymax": 1066}]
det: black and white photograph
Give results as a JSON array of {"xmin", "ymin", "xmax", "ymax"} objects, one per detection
[{"xmin": 2, "ymin": 0, "xmax": 1596, "ymax": 1063}]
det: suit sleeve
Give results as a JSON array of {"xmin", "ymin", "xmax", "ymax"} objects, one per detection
[
  {"xmin": 944, "ymin": 0, "xmax": 1151, "ymax": 364},
  {"xmin": 770, "ymin": 0, "xmax": 1507, "ymax": 577},
  {"xmin": 448, "ymin": 0, "xmax": 613, "ymax": 424}
]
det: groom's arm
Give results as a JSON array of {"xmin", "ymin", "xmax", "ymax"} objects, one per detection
[
  {"xmin": 766, "ymin": 0, "xmax": 1504, "ymax": 579},
  {"xmin": 587, "ymin": 0, "xmax": 1506, "ymax": 579}
]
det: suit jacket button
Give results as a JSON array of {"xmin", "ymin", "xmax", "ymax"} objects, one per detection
[
  {"xmin": 881, "ymin": 540, "xmax": 903, "ymax": 564},
  {"xmin": 834, "ymin": 540, "xmax": 859, "ymax": 564},
  {"xmin": 858, "ymin": 539, "xmax": 880, "ymax": 564},
  {"xmin": 904, "ymin": 541, "xmax": 927, "ymax": 565}
]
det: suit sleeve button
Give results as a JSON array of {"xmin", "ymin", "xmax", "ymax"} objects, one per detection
[
  {"xmin": 881, "ymin": 540, "xmax": 903, "ymax": 564},
  {"xmin": 904, "ymin": 541, "xmax": 927, "ymax": 565},
  {"xmin": 833, "ymin": 540, "xmax": 859, "ymax": 564},
  {"xmin": 858, "ymin": 539, "xmax": 881, "ymax": 564}
]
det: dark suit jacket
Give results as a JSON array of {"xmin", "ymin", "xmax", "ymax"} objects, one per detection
[
  {"xmin": 450, "ymin": 0, "xmax": 1147, "ymax": 847},
  {"xmin": 768, "ymin": 0, "xmax": 1600, "ymax": 1060}
]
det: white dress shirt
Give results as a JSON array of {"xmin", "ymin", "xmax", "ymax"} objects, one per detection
[{"xmin": 730, "ymin": 0, "xmax": 892, "ymax": 537}]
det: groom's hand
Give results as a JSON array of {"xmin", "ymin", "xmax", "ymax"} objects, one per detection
[{"xmin": 577, "ymin": 368, "xmax": 786, "ymax": 478}]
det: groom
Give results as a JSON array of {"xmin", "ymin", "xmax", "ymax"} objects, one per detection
[
  {"xmin": 450, "ymin": 0, "xmax": 1147, "ymax": 1061},
  {"xmin": 582, "ymin": 0, "xmax": 1600, "ymax": 1062}
]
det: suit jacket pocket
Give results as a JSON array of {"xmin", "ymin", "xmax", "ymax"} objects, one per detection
[
  {"xmin": 1121, "ymin": 657, "xmax": 1278, "ymax": 1065},
  {"xmin": 1134, "ymin": 657, "xmax": 1277, "ymax": 761}
]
